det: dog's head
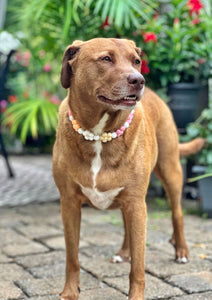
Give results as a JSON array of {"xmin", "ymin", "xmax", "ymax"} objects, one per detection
[{"xmin": 61, "ymin": 38, "xmax": 145, "ymax": 110}]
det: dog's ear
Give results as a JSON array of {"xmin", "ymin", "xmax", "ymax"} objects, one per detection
[
  {"xmin": 123, "ymin": 39, "xmax": 142, "ymax": 58},
  {"xmin": 61, "ymin": 41, "xmax": 84, "ymax": 89},
  {"xmin": 135, "ymin": 47, "xmax": 141, "ymax": 57}
]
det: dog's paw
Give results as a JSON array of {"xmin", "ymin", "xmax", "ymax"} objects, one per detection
[
  {"xmin": 60, "ymin": 287, "xmax": 80, "ymax": 300},
  {"xmin": 176, "ymin": 245, "xmax": 189, "ymax": 263},
  {"xmin": 110, "ymin": 254, "xmax": 131, "ymax": 263},
  {"xmin": 60, "ymin": 296, "xmax": 78, "ymax": 300},
  {"xmin": 110, "ymin": 248, "xmax": 131, "ymax": 264},
  {"xmin": 176, "ymin": 256, "xmax": 188, "ymax": 264},
  {"xmin": 111, "ymin": 254, "xmax": 124, "ymax": 263}
]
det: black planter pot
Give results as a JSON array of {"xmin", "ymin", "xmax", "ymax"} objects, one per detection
[
  {"xmin": 167, "ymin": 83, "xmax": 201, "ymax": 133},
  {"xmin": 192, "ymin": 165, "xmax": 212, "ymax": 218}
]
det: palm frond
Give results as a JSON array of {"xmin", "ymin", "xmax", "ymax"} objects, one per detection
[{"xmin": 88, "ymin": 0, "xmax": 155, "ymax": 29}]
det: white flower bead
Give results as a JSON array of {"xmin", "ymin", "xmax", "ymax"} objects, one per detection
[
  {"xmin": 94, "ymin": 135, "xmax": 100, "ymax": 141},
  {"xmin": 83, "ymin": 130, "xmax": 90, "ymax": 139},
  {"xmin": 111, "ymin": 132, "xmax": 117, "ymax": 138},
  {"xmin": 78, "ymin": 128, "xmax": 83, "ymax": 134},
  {"xmin": 132, "ymin": 109, "xmax": 135, "ymax": 114},
  {"xmin": 69, "ymin": 115, "xmax": 73, "ymax": 121},
  {"xmin": 124, "ymin": 122, "xmax": 129, "ymax": 128},
  {"xmin": 88, "ymin": 134, "xmax": 94, "ymax": 141}
]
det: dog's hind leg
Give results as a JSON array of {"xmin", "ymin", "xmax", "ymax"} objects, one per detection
[
  {"xmin": 154, "ymin": 156, "xmax": 189, "ymax": 263},
  {"xmin": 111, "ymin": 209, "xmax": 130, "ymax": 263}
]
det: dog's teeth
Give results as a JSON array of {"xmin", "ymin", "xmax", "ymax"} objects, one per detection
[{"xmin": 124, "ymin": 96, "xmax": 136, "ymax": 100}]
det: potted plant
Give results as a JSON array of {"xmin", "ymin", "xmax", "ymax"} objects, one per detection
[
  {"xmin": 139, "ymin": 0, "xmax": 212, "ymax": 132},
  {"xmin": 0, "ymin": 38, "xmax": 63, "ymax": 151},
  {"xmin": 185, "ymin": 107, "xmax": 212, "ymax": 217},
  {"xmin": 2, "ymin": 92, "xmax": 60, "ymax": 148}
]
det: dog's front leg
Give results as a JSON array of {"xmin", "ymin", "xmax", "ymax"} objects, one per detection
[
  {"xmin": 60, "ymin": 194, "xmax": 81, "ymax": 300},
  {"xmin": 123, "ymin": 199, "xmax": 147, "ymax": 300}
]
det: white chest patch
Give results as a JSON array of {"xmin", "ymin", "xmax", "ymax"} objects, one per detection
[{"xmin": 79, "ymin": 113, "xmax": 124, "ymax": 210}]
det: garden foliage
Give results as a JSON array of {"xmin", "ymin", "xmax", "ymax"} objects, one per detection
[{"xmin": 1, "ymin": 0, "xmax": 211, "ymax": 146}]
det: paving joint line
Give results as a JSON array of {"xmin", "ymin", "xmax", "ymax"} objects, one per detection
[
  {"xmin": 79, "ymin": 265, "xmax": 127, "ymax": 296},
  {"xmin": 144, "ymin": 269, "xmax": 189, "ymax": 295},
  {"xmin": 101, "ymin": 278, "xmax": 128, "ymax": 296},
  {"xmin": 14, "ymin": 281, "xmax": 30, "ymax": 298}
]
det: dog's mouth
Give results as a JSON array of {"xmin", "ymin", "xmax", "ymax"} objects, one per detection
[{"xmin": 98, "ymin": 94, "xmax": 139, "ymax": 107}]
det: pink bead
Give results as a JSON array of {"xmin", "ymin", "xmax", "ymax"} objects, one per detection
[
  {"xmin": 116, "ymin": 129, "xmax": 124, "ymax": 137},
  {"xmin": 120, "ymin": 126, "xmax": 126, "ymax": 131}
]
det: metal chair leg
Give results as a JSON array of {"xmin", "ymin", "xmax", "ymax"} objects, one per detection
[{"xmin": 0, "ymin": 132, "xmax": 14, "ymax": 178}]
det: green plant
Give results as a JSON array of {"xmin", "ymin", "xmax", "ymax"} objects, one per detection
[
  {"xmin": 3, "ymin": 95, "xmax": 59, "ymax": 143},
  {"xmin": 2, "ymin": 0, "xmax": 156, "ymax": 150},
  {"xmin": 185, "ymin": 108, "xmax": 212, "ymax": 173},
  {"xmin": 188, "ymin": 172, "xmax": 212, "ymax": 182},
  {"xmin": 139, "ymin": 0, "xmax": 211, "ymax": 89},
  {"xmin": 5, "ymin": 0, "xmax": 155, "ymax": 59}
]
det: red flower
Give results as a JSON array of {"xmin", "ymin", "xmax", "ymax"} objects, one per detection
[
  {"xmin": 143, "ymin": 32, "xmax": 157, "ymax": 43},
  {"xmin": 187, "ymin": 0, "xmax": 203, "ymax": 15},
  {"xmin": 141, "ymin": 60, "xmax": 150, "ymax": 74},
  {"xmin": 50, "ymin": 95, "xmax": 61, "ymax": 105},
  {"xmin": 192, "ymin": 17, "xmax": 201, "ymax": 24},
  {"xmin": 197, "ymin": 58, "xmax": 206, "ymax": 64},
  {"xmin": 15, "ymin": 52, "xmax": 22, "ymax": 62},
  {"xmin": 0, "ymin": 100, "xmax": 8, "ymax": 113},
  {"xmin": 22, "ymin": 51, "xmax": 31, "ymax": 67},
  {"xmin": 174, "ymin": 18, "xmax": 180, "ymax": 25},
  {"xmin": 101, "ymin": 17, "xmax": 110, "ymax": 29},
  {"xmin": 153, "ymin": 12, "xmax": 159, "ymax": 20},
  {"xmin": 43, "ymin": 63, "xmax": 52, "ymax": 72},
  {"xmin": 8, "ymin": 95, "xmax": 18, "ymax": 103}
]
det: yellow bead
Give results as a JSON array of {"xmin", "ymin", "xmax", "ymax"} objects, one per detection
[
  {"xmin": 107, "ymin": 133, "xmax": 112, "ymax": 138},
  {"xmin": 107, "ymin": 136, "xmax": 112, "ymax": 141}
]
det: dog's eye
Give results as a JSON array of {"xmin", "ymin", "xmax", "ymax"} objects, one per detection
[
  {"xmin": 102, "ymin": 56, "xmax": 112, "ymax": 62},
  {"xmin": 135, "ymin": 59, "xmax": 141, "ymax": 65}
]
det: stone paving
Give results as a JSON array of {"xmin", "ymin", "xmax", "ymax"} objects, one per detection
[
  {"xmin": 0, "ymin": 156, "xmax": 59, "ymax": 206},
  {"xmin": 0, "ymin": 155, "xmax": 212, "ymax": 299}
]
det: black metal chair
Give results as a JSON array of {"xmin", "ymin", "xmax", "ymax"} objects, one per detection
[{"xmin": 0, "ymin": 50, "xmax": 15, "ymax": 177}]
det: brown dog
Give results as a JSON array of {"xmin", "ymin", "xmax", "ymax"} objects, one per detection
[{"xmin": 53, "ymin": 38, "xmax": 203, "ymax": 300}]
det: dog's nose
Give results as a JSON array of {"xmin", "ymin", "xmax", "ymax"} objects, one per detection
[{"xmin": 127, "ymin": 73, "xmax": 145, "ymax": 89}]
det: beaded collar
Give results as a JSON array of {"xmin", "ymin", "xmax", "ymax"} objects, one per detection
[{"xmin": 68, "ymin": 107, "xmax": 135, "ymax": 143}]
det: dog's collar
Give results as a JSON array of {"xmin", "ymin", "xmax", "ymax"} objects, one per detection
[{"xmin": 68, "ymin": 107, "xmax": 134, "ymax": 143}]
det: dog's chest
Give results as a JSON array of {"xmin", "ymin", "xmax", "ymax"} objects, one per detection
[{"xmin": 79, "ymin": 114, "xmax": 124, "ymax": 210}]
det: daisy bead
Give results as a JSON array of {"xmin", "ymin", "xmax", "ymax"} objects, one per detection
[
  {"xmin": 107, "ymin": 133, "xmax": 112, "ymax": 141},
  {"xmin": 83, "ymin": 130, "xmax": 92, "ymax": 140},
  {"xmin": 69, "ymin": 115, "xmax": 73, "ymax": 121},
  {"xmin": 124, "ymin": 122, "xmax": 129, "ymax": 128}
]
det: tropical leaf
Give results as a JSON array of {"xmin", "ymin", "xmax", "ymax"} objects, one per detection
[
  {"xmin": 3, "ymin": 99, "xmax": 59, "ymax": 144},
  {"xmin": 87, "ymin": 0, "xmax": 155, "ymax": 28}
]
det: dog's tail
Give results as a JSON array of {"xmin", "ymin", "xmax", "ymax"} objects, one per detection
[{"xmin": 179, "ymin": 138, "xmax": 206, "ymax": 157}]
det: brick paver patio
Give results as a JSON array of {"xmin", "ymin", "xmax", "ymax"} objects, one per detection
[{"xmin": 0, "ymin": 155, "xmax": 212, "ymax": 299}]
